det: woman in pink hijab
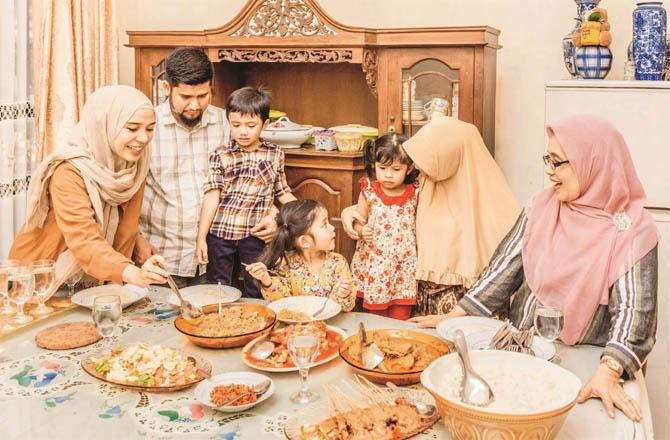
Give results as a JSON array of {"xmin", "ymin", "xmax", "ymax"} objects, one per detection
[{"xmin": 412, "ymin": 114, "xmax": 658, "ymax": 422}]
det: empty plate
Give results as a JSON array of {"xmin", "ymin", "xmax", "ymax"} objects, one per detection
[
  {"xmin": 166, "ymin": 284, "xmax": 242, "ymax": 308},
  {"xmin": 71, "ymin": 284, "xmax": 147, "ymax": 309}
]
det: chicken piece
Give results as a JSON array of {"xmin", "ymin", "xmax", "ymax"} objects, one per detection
[{"xmin": 380, "ymin": 353, "xmax": 416, "ymax": 372}]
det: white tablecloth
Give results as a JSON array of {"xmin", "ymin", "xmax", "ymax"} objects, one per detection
[{"xmin": 0, "ymin": 287, "xmax": 652, "ymax": 439}]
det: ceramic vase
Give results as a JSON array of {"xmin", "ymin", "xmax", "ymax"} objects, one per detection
[
  {"xmin": 633, "ymin": 1, "xmax": 667, "ymax": 80},
  {"xmin": 562, "ymin": 0, "xmax": 601, "ymax": 78}
]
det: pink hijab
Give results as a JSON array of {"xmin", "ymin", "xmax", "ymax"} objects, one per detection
[{"xmin": 522, "ymin": 114, "xmax": 658, "ymax": 345}]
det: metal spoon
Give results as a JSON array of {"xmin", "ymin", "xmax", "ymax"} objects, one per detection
[
  {"xmin": 310, "ymin": 297, "xmax": 329, "ymax": 319},
  {"xmin": 187, "ymin": 356, "xmax": 211, "ymax": 380},
  {"xmin": 359, "ymin": 322, "xmax": 385, "ymax": 370},
  {"xmin": 166, "ymin": 274, "xmax": 203, "ymax": 322},
  {"xmin": 248, "ymin": 333, "xmax": 276, "ymax": 360},
  {"xmin": 216, "ymin": 379, "xmax": 272, "ymax": 407},
  {"xmin": 453, "ymin": 329, "xmax": 495, "ymax": 407},
  {"xmin": 385, "ymin": 381, "xmax": 437, "ymax": 417},
  {"xmin": 241, "ymin": 262, "xmax": 280, "ymax": 276}
]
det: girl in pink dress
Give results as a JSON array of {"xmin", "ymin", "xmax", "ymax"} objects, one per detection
[{"xmin": 351, "ymin": 133, "xmax": 418, "ymax": 320}]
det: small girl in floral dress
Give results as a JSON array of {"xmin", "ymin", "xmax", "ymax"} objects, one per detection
[
  {"xmin": 245, "ymin": 199, "xmax": 355, "ymax": 311},
  {"xmin": 350, "ymin": 133, "xmax": 418, "ymax": 320}
]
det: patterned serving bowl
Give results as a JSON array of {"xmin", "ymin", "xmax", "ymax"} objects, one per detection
[
  {"xmin": 338, "ymin": 328, "xmax": 452, "ymax": 385},
  {"xmin": 174, "ymin": 303, "xmax": 276, "ymax": 349},
  {"xmin": 420, "ymin": 350, "xmax": 582, "ymax": 440}
]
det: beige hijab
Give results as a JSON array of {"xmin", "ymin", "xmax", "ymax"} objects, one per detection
[
  {"xmin": 403, "ymin": 117, "xmax": 520, "ymax": 288},
  {"xmin": 24, "ymin": 85, "xmax": 153, "ymax": 291}
]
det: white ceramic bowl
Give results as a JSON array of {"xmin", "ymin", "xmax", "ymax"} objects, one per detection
[
  {"xmin": 194, "ymin": 372, "xmax": 275, "ymax": 413},
  {"xmin": 262, "ymin": 116, "xmax": 315, "ymax": 148}
]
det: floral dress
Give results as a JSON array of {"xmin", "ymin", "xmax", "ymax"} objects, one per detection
[
  {"xmin": 260, "ymin": 251, "xmax": 356, "ymax": 311},
  {"xmin": 351, "ymin": 177, "xmax": 418, "ymax": 310}
]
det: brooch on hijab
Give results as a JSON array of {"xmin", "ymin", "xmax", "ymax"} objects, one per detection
[{"xmin": 613, "ymin": 212, "xmax": 632, "ymax": 231}]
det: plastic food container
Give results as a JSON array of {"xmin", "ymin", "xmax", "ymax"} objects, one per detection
[
  {"xmin": 334, "ymin": 132, "xmax": 363, "ymax": 152},
  {"xmin": 329, "ymin": 124, "xmax": 378, "ymax": 145},
  {"xmin": 313, "ymin": 130, "xmax": 337, "ymax": 151}
]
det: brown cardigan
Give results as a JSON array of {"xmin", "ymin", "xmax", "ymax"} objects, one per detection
[{"xmin": 9, "ymin": 162, "xmax": 144, "ymax": 284}]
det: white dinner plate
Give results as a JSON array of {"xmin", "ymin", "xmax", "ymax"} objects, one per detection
[
  {"xmin": 436, "ymin": 316, "xmax": 504, "ymax": 340},
  {"xmin": 241, "ymin": 325, "xmax": 346, "ymax": 373},
  {"xmin": 193, "ymin": 371, "xmax": 274, "ymax": 413},
  {"xmin": 266, "ymin": 296, "xmax": 341, "ymax": 323},
  {"xmin": 166, "ymin": 284, "xmax": 242, "ymax": 308},
  {"xmin": 71, "ymin": 284, "xmax": 147, "ymax": 309},
  {"xmin": 436, "ymin": 316, "xmax": 556, "ymax": 361},
  {"xmin": 466, "ymin": 329, "xmax": 556, "ymax": 361}
]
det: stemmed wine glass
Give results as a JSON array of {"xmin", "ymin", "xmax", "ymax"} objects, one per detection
[
  {"xmin": 287, "ymin": 325, "xmax": 321, "ymax": 404},
  {"xmin": 64, "ymin": 271, "xmax": 83, "ymax": 297},
  {"xmin": 8, "ymin": 266, "xmax": 35, "ymax": 325},
  {"xmin": 0, "ymin": 260, "xmax": 20, "ymax": 316},
  {"xmin": 31, "ymin": 260, "xmax": 55, "ymax": 315},
  {"xmin": 92, "ymin": 295, "xmax": 122, "ymax": 352},
  {"xmin": 533, "ymin": 302, "xmax": 564, "ymax": 363}
]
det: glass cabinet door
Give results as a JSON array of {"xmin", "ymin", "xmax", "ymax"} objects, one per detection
[
  {"xmin": 150, "ymin": 59, "xmax": 167, "ymax": 106},
  {"xmin": 401, "ymin": 59, "xmax": 459, "ymax": 136}
]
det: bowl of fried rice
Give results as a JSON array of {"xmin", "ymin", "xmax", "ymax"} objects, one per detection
[{"xmin": 174, "ymin": 303, "xmax": 276, "ymax": 349}]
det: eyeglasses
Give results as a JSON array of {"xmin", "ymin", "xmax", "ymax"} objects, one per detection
[{"xmin": 542, "ymin": 155, "xmax": 570, "ymax": 170}]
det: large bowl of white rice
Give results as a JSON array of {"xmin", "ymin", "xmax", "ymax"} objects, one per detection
[{"xmin": 420, "ymin": 350, "xmax": 581, "ymax": 440}]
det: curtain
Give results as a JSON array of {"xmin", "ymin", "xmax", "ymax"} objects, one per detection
[
  {"xmin": 33, "ymin": 0, "xmax": 119, "ymax": 161},
  {"xmin": 0, "ymin": 0, "xmax": 35, "ymax": 259}
]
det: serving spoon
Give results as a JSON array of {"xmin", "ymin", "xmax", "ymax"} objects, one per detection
[
  {"xmin": 216, "ymin": 379, "xmax": 272, "ymax": 407},
  {"xmin": 385, "ymin": 381, "xmax": 437, "ymax": 417},
  {"xmin": 166, "ymin": 274, "xmax": 203, "ymax": 323},
  {"xmin": 359, "ymin": 322, "xmax": 385, "ymax": 370},
  {"xmin": 453, "ymin": 329, "xmax": 495, "ymax": 407},
  {"xmin": 187, "ymin": 356, "xmax": 211, "ymax": 380}
]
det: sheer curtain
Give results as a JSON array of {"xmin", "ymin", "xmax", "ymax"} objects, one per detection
[
  {"xmin": 33, "ymin": 0, "xmax": 119, "ymax": 161},
  {"xmin": 0, "ymin": 0, "xmax": 35, "ymax": 259}
]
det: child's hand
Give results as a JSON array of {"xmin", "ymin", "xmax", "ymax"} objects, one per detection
[
  {"xmin": 360, "ymin": 224, "xmax": 373, "ymax": 242},
  {"xmin": 196, "ymin": 238, "xmax": 208, "ymax": 264},
  {"xmin": 245, "ymin": 262, "xmax": 273, "ymax": 288},
  {"xmin": 336, "ymin": 277, "xmax": 352, "ymax": 297}
]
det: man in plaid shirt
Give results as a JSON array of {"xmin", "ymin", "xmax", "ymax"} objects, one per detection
[
  {"xmin": 135, "ymin": 48, "xmax": 277, "ymax": 288},
  {"xmin": 196, "ymin": 87, "xmax": 296, "ymax": 298}
]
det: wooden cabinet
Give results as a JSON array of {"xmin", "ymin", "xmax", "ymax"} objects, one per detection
[
  {"xmin": 283, "ymin": 148, "xmax": 365, "ymax": 260},
  {"xmin": 127, "ymin": 0, "xmax": 500, "ymax": 258}
]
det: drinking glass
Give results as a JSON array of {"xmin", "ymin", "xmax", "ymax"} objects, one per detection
[
  {"xmin": 64, "ymin": 271, "xmax": 83, "ymax": 297},
  {"xmin": 0, "ymin": 260, "xmax": 20, "ymax": 316},
  {"xmin": 533, "ymin": 302, "xmax": 564, "ymax": 363},
  {"xmin": 92, "ymin": 295, "xmax": 122, "ymax": 351},
  {"xmin": 8, "ymin": 266, "xmax": 35, "ymax": 325},
  {"xmin": 31, "ymin": 260, "xmax": 55, "ymax": 314},
  {"xmin": 287, "ymin": 326, "xmax": 321, "ymax": 404}
]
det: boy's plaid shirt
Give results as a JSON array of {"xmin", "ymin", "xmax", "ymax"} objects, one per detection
[{"xmin": 204, "ymin": 140, "xmax": 291, "ymax": 240}]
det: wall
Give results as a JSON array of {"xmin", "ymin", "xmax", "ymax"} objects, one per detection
[
  {"xmin": 117, "ymin": 1, "xmax": 668, "ymax": 437},
  {"xmin": 117, "ymin": 0, "xmax": 634, "ymax": 205}
]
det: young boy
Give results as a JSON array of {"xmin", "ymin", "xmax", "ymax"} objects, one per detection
[{"xmin": 196, "ymin": 86, "xmax": 296, "ymax": 298}]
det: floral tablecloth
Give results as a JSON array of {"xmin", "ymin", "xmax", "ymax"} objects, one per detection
[{"xmin": 0, "ymin": 287, "xmax": 652, "ymax": 439}]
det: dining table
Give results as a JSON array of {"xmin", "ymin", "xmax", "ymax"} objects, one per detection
[{"xmin": 0, "ymin": 287, "xmax": 654, "ymax": 439}]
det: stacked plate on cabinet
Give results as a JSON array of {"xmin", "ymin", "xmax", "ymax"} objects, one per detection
[{"xmin": 402, "ymin": 99, "xmax": 425, "ymax": 122}]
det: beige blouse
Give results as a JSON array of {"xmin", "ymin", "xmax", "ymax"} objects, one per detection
[{"xmin": 9, "ymin": 162, "xmax": 143, "ymax": 285}]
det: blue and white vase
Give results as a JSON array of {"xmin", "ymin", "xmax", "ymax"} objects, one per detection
[
  {"xmin": 562, "ymin": 0, "xmax": 600, "ymax": 78},
  {"xmin": 633, "ymin": 1, "xmax": 667, "ymax": 80},
  {"xmin": 575, "ymin": 46, "xmax": 613, "ymax": 79}
]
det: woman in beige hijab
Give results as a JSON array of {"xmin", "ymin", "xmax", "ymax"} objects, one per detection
[
  {"xmin": 9, "ymin": 85, "xmax": 168, "ymax": 293},
  {"xmin": 342, "ymin": 117, "xmax": 519, "ymax": 316}
]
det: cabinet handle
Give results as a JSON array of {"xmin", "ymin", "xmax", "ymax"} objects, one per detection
[{"xmin": 388, "ymin": 116, "xmax": 396, "ymax": 133}]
